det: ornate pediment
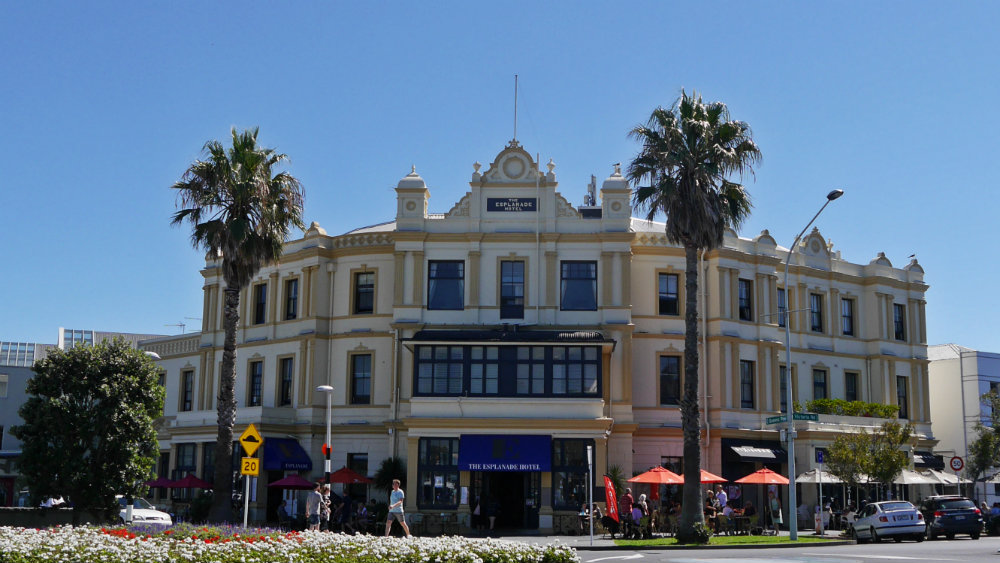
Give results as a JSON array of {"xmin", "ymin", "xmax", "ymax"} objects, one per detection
[{"xmin": 477, "ymin": 140, "xmax": 551, "ymax": 186}]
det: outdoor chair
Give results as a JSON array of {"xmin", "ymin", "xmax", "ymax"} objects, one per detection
[
  {"xmin": 748, "ymin": 514, "xmax": 763, "ymax": 535},
  {"xmin": 717, "ymin": 514, "xmax": 734, "ymax": 536}
]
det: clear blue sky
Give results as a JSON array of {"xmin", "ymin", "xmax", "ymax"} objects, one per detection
[{"xmin": 1, "ymin": 2, "xmax": 996, "ymax": 350}]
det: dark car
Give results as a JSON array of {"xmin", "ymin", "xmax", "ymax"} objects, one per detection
[{"xmin": 919, "ymin": 495, "xmax": 983, "ymax": 540}]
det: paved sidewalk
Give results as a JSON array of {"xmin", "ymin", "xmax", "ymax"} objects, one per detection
[{"xmin": 476, "ymin": 529, "xmax": 852, "ymax": 551}]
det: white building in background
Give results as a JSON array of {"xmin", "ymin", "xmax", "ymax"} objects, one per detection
[
  {"xmin": 145, "ymin": 140, "xmax": 933, "ymax": 532},
  {"xmin": 928, "ymin": 344, "xmax": 1000, "ymax": 504}
]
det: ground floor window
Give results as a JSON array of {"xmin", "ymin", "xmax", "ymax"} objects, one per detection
[
  {"xmin": 551, "ymin": 438, "xmax": 593, "ymax": 510},
  {"xmin": 418, "ymin": 438, "xmax": 460, "ymax": 509}
]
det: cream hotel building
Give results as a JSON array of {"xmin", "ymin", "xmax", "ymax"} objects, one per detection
[{"xmin": 145, "ymin": 140, "xmax": 934, "ymax": 532}]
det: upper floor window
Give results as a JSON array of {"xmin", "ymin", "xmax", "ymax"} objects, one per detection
[
  {"xmin": 470, "ymin": 347, "xmax": 499, "ymax": 395},
  {"xmin": 810, "ymin": 293, "xmax": 824, "ymax": 333},
  {"xmin": 660, "ymin": 356, "xmax": 680, "ymax": 406},
  {"xmin": 740, "ymin": 360, "xmax": 755, "ymax": 409},
  {"xmin": 777, "ymin": 288, "xmax": 787, "ymax": 327},
  {"xmin": 896, "ymin": 376, "xmax": 909, "ymax": 419},
  {"xmin": 560, "ymin": 261, "xmax": 597, "ymax": 311},
  {"xmin": 813, "ymin": 369, "xmax": 828, "ymax": 400},
  {"xmin": 252, "ymin": 284, "xmax": 267, "ymax": 325},
  {"xmin": 658, "ymin": 273, "xmax": 679, "ymax": 316},
  {"xmin": 517, "ymin": 347, "xmax": 546, "ymax": 395},
  {"xmin": 354, "ymin": 272, "xmax": 375, "ymax": 315},
  {"xmin": 428, "ymin": 261, "xmax": 464, "ymax": 310},
  {"xmin": 181, "ymin": 370, "xmax": 194, "ymax": 412},
  {"xmin": 248, "ymin": 360, "xmax": 263, "ymax": 407},
  {"xmin": 893, "ymin": 303, "xmax": 907, "ymax": 341},
  {"xmin": 500, "ymin": 261, "xmax": 525, "ymax": 319},
  {"xmin": 845, "ymin": 371, "xmax": 859, "ymax": 402},
  {"xmin": 284, "ymin": 279, "xmax": 298, "ymax": 320},
  {"xmin": 841, "ymin": 298, "xmax": 855, "ymax": 336},
  {"xmin": 279, "ymin": 357, "xmax": 294, "ymax": 406},
  {"xmin": 350, "ymin": 354, "xmax": 372, "ymax": 405},
  {"xmin": 779, "ymin": 365, "xmax": 788, "ymax": 412},
  {"xmin": 738, "ymin": 279, "xmax": 753, "ymax": 321},
  {"xmin": 0, "ymin": 373, "xmax": 7, "ymax": 398}
]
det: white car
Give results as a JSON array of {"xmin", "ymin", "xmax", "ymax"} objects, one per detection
[
  {"xmin": 851, "ymin": 500, "xmax": 925, "ymax": 543},
  {"xmin": 117, "ymin": 496, "xmax": 172, "ymax": 525}
]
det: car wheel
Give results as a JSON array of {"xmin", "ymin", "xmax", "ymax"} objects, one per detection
[
  {"xmin": 871, "ymin": 527, "xmax": 880, "ymax": 543},
  {"xmin": 946, "ymin": 532, "xmax": 955, "ymax": 540},
  {"xmin": 849, "ymin": 526, "xmax": 860, "ymax": 542},
  {"xmin": 928, "ymin": 529, "xmax": 937, "ymax": 540},
  {"xmin": 971, "ymin": 531, "xmax": 980, "ymax": 540},
  {"xmin": 894, "ymin": 536, "xmax": 903, "ymax": 543}
]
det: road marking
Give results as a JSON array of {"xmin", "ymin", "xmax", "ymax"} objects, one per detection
[
  {"xmin": 802, "ymin": 554, "xmax": 961, "ymax": 561},
  {"xmin": 585, "ymin": 555, "xmax": 644, "ymax": 563}
]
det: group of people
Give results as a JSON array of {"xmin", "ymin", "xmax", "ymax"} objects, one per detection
[
  {"xmin": 297, "ymin": 479, "xmax": 410, "ymax": 536},
  {"xmin": 700, "ymin": 484, "xmax": 760, "ymax": 533}
]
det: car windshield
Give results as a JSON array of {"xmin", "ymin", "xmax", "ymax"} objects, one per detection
[
  {"xmin": 881, "ymin": 502, "xmax": 914, "ymax": 511},
  {"xmin": 118, "ymin": 498, "xmax": 154, "ymax": 509},
  {"xmin": 939, "ymin": 499, "xmax": 975, "ymax": 509}
]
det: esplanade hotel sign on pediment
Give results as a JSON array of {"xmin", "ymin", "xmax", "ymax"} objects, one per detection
[{"xmin": 486, "ymin": 197, "xmax": 537, "ymax": 212}]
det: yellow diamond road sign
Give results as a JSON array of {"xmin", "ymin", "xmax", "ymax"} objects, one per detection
[{"xmin": 239, "ymin": 423, "xmax": 262, "ymax": 457}]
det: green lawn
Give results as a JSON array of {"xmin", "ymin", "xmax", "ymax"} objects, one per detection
[{"xmin": 615, "ymin": 534, "xmax": 845, "ymax": 547}]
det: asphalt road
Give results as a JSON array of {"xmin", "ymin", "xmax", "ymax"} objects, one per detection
[{"xmin": 578, "ymin": 536, "xmax": 1000, "ymax": 563}]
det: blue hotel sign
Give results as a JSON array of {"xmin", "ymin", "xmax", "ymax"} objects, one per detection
[
  {"xmin": 487, "ymin": 197, "xmax": 536, "ymax": 212},
  {"xmin": 458, "ymin": 434, "xmax": 551, "ymax": 472}
]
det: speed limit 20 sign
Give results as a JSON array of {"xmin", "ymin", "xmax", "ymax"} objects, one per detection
[{"xmin": 241, "ymin": 457, "xmax": 260, "ymax": 476}]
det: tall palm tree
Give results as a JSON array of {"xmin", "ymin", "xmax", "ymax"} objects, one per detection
[
  {"xmin": 171, "ymin": 127, "xmax": 304, "ymax": 522},
  {"xmin": 627, "ymin": 91, "xmax": 760, "ymax": 543}
]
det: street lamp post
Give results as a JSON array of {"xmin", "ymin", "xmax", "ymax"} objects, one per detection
[
  {"xmin": 783, "ymin": 189, "xmax": 843, "ymax": 541},
  {"xmin": 316, "ymin": 385, "xmax": 334, "ymax": 485}
]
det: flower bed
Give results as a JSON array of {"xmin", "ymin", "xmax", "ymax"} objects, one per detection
[{"xmin": 0, "ymin": 525, "xmax": 579, "ymax": 563}]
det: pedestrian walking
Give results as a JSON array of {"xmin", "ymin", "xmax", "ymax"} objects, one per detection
[
  {"xmin": 305, "ymin": 482, "xmax": 323, "ymax": 531},
  {"xmin": 384, "ymin": 479, "xmax": 411, "ymax": 537}
]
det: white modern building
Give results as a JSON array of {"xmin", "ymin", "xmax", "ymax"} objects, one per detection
[{"xmin": 145, "ymin": 140, "xmax": 933, "ymax": 532}]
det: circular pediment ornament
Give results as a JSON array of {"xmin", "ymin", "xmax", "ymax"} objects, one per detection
[
  {"xmin": 405, "ymin": 201, "xmax": 417, "ymax": 211},
  {"xmin": 810, "ymin": 239, "xmax": 821, "ymax": 253},
  {"xmin": 611, "ymin": 201, "xmax": 622, "ymax": 212},
  {"xmin": 502, "ymin": 156, "xmax": 526, "ymax": 179}
]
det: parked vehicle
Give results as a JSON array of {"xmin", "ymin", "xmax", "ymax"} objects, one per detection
[
  {"xmin": 851, "ymin": 500, "xmax": 925, "ymax": 543},
  {"xmin": 919, "ymin": 495, "xmax": 983, "ymax": 540},
  {"xmin": 116, "ymin": 496, "xmax": 172, "ymax": 525}
]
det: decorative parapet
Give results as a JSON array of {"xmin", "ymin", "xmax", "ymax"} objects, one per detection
[
  {"xmin": 142, "ymin": 334, "xmax": 200, "ymax": 358},
  {"xmin": 330, "ymin": 232, "xmax": 394, "ymax": 249}
]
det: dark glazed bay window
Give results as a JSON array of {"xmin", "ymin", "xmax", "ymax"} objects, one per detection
[
  {"xmin": 845, "ymin": 371, "xmax": 859, "ymax": 402},
  {"xmin": 660, "ymin": 356, "xmax": 680, "ymax": 406},
  {"xmin": 777, "ymin": 288, "xmax": 787, "ymax": 327},
  {"xmin": 279, "ymin": 358, "xmax": 294, "ymax": 406},
  {"xmin": 248, "ymin": 361, "xmax": 263, "ymax": 407},
  {"xmin": 552, "ymin": 439, "xmax": 593, "ymax": 510},
  {"xmin": 181, "ymin": 370, "xmax": 194, "ymax": 412},
  {"xmin": 517, "ymin": 347, "xmax": 545, "ymax": 395},
  {"xmin": 470, "ymin": 346, "xmax": 499, "ymax": 395},
  {"xmin": 354, "ymin": 272, "xmax": 375, "ymax": 314},
  {"xmin": 253, "ymin": 284, "xmax": 267, "ymax": 325},
  {"xmin": 841, "ymin": 298, "xmax": 855, "ymax": 336},
  {"xmin": 894, "ymin": 303, "xmax": 907, "ymax": 341},
  {"xmin": 500, "ymin": 261, "xmax": 525, "ymax": 319},
  {"xmin": 896, "ymin": 376, "xmax": 909, "ymax": 419},
  {"xmin": 351, "ymin": 354, "xmax": 372, "ymax": 405},
  {"xmin": 560, "ymin": 261, "xmax": 597, "ymax": 311},
  {"xmin": 658, "ymin": 273, "xmax": 679, "ymax": 316},
  {"xmin": 552, "ymin": 347, "xmax": 599, "ymax": 395},
  {"xmin": 813, "ymin": 369, "xmax": 827, "ymax": 400},
  {"xmin": 810, "ymin": 294, "xmax": 824, "ymax": 333},
  {"xmin": 738, "ymin": 279, "xmax": 753, "ymax": 321},
  {"xmin": 418, "ymin": 438, "xmax": 459, "ymax": 509},
  {"xmin": 428, "ymin": 261, "xmax": 464, "ymax": 310},
  {"xmin": 417, "ymin": 346, "xmax": 464, "ymax": 395},
  {"xmin": 740, "ymin": 360, "xmax": 755, "ymax": 409},
  {"xmin": 285, "ymin": 279, "xmax": 298, "ymax": 320}
]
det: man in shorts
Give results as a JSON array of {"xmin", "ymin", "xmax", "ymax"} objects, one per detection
[
  {"xmin": 305, "ymin": 482, "xmax": 323, "ymax": 531},
  {"xmin": 384, "ymin": 479, "xmax": 411, "ymax": 537}
]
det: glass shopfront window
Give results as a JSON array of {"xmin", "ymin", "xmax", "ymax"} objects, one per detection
[
  {"xmin": 418, "ymin": 438, "xmax": 460, "ymax": 509},
  {"xmin": 552, "ymin": 439, "xmax": 593, "ymax": 510}
]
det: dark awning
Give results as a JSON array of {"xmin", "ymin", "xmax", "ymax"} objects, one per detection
[
  {"xmin": 913, "ymin": 451, "xmax": 944, "ymax": 470},
  {"xmin": 406, "ymin": 329, "xmax": 615, "ymax": 346},
  {"xmin": 263, "ymin": 438, "xmax": 313, "ymax": 471},
  {"xmin": 458, "ymin": 434, "xmax": 552, "ymax": 472},
  {"xmin": 722, "ymin": 438, "xmax": 787, "ymax": 463}
]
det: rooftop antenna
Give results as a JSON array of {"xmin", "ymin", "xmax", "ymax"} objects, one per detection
[
  {"xmin": 165, "ymin": 322, "xmax": 186, "ymax": 334},
  {"xmin": 513, "ymin": 74, "xmax": 518, "ymax": 142}
]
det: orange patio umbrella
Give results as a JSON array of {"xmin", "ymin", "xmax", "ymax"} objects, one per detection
[
  {"xmin": 699, "ymin": 469, "xmax": 727, "ymax": 484},
  {"xmin": 628, "ymin": 466, "xmax": 684, "ymax": 485},
  {"xmin": 734, "ymin": 467, "xmax": 789, "ymax": 485}
]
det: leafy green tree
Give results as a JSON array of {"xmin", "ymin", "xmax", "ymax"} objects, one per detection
[
  {"xmin": 11, "ymin": 338, "xmax": 164, "ymax": 523},
  {"xmin": 627, "ymin": 91, "xmax": 760, "ymax": 543},
  {"xmin": 827, "ymin": 421, "xmax": 914, "ymax": 499},
  {"xmin": 966, "ymin": 389, "xmax": 1000, "ymax": 498},
  {"xmin": 171, "ymin": 127, "xmax": 305, "ymax": 522}
]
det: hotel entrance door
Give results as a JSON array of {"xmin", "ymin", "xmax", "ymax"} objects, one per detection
[{"xmin": 472, "ymin": 471, "xmax": 541, "ymax": 530}]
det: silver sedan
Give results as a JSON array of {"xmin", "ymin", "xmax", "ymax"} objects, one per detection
[{"xmin": 851, "ymin": 500, "xmax": 926, "ymax": 543}]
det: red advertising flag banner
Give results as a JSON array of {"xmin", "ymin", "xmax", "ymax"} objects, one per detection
[{"xmin": 604, "ymin": 475, "xmax": 619, "ymax": 522}]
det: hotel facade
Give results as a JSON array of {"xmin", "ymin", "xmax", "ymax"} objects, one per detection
[{"xmin": 145, "ymin": 141, "xmax": 934, "ymax": 532}]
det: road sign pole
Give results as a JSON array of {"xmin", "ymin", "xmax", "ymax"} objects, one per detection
[{"xmin": 243, "ymin": 474, "xmax": 250, "ymax": 528}]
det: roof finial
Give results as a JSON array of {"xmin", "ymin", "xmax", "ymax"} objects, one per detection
[{"xmin": 411, "ymin": 164, "xmax": 416, "ymax": 174}]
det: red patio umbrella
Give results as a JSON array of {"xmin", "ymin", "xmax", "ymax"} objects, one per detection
[
  {"xmin": 699, "ymin": 469, "xmax": 727, "ymax": 484},
  {"xmin": 144, "ymin": 477, "xmax": 174, "ymax": 488},
  {"xmin": 326, "ymin": 466, "xmax": 372, "ymax": 484},
  {"xmin": 628, "ymin": 466, "xmax": 683, "ymax": 485},
  {"xmin": 735, "ymin": 468, "xmax": 789, "ymax": 485},
  {"xmin": 267, "ymin": 474, "xmax": 317, "ymax": 490},
  {"xmin": 170, "ymin": 473, "xmax": 214, "ymax": 489}
]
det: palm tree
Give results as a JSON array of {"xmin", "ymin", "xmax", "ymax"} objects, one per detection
[
  {"xmin": 171, "ymin": 127, "xmax": 304, "ymax": 522},
  {"xmin": 627, "ymin": 91, "xmax": 760, "ymax": 543}
]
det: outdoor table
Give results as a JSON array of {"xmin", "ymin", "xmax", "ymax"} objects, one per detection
[{"xmin": 731, "ymin": 515, "xmax": 750, "ymax": 535}]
